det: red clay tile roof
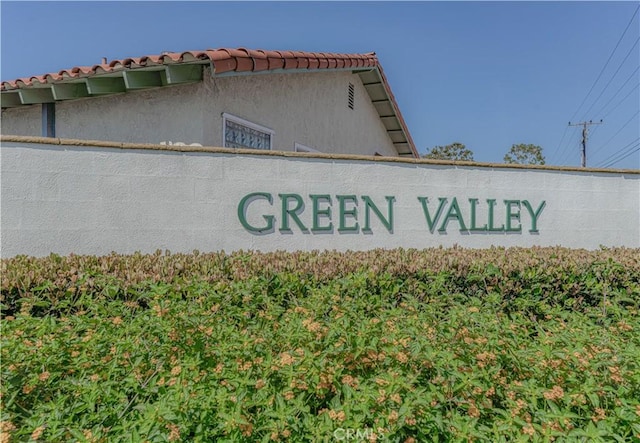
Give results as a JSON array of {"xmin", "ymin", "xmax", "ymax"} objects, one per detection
[
  {"xmin": 1, "ymin": 49, "xmax": 378, "ymax": 89},
  {"xmin": 1, "ymin": 48, "xmax": 417, "ymax": 157}
]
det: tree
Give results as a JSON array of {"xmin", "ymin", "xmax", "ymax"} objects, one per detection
[
  {"xmin": 422, "ymin": 142, "xmax": 474, "ymax": 161},
  {"xmin": 504, "ymin": 144, "xmax": 545, "ymax": 165}
]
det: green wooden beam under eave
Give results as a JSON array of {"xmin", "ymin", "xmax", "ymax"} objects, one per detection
[
  {"xmin": 1, "ymin": 91, "xmax": 22, "ymax": 107},
  {"xmin": 51, "ymin": 83, "xmax": 90, "ymax": 100},
  {"xmin": 85, "ymin": 77, "xmax": 126, "ymax": 95},
  {"xmin": 18, "ymin": 88, "xmax": 55, "ymax": 105},
  {"xmin": 123, "ymin": 70, "xmax": 166, "ymax": 89},
  {"xmin": 165, "ymin": 64, "xmax": 203, "ymax": 85}
]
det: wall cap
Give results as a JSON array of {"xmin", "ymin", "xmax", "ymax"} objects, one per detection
[{"xmin": 2, "ymin": 134, "xmax": 638, "ymax": 175}]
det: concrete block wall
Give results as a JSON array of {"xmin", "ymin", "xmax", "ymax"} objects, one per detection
[{"xmin": 1, "ymin": 138, "xmax": 638, "ymax": 257}]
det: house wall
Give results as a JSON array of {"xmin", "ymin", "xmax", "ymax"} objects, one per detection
[
  {"xmin": 2, "ymin": 139, "xmax": 638, "ymax": 257},
  {"xmin": 1, "ymin": 105, "xmax": 41, "ymax": 136},
  {"xmin": 0, "ymin": 69, "xmax": 398, "ymax": 156},
  {"xmin": 204, "ymin": 70, "xmax": 398, "ymax": 156},
  {"xmin": 55, "ymin": 82, "xmax": 207, "ymax": 146}
]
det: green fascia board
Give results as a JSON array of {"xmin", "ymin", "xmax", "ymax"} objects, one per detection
[
  {"xmin": 1, "ymin": 91, "xmax": 22, "ymax": 107},
  {"xmin": 52, "ymin": 83, "xmax": 90, "ymax": 100},
  {"xmin": 85, "ymin": 77, "xmax": 126, "ymax": 95},
  {"xmin": 18, "ymin": 88, "xmax": 55, "ymax": 104},
  {"xmin": 165, "ymin": 64, "xmax": 203, "ymax": 84},
  {"xmin": 214, "ymin": 66, "xmax": 357, "ymax": 78},
  {"xmin": 123, "ymin": 70, "xmax": 166, "ymax": 89}
]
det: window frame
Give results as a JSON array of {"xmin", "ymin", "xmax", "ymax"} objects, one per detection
[{"xmin": 222, "ymin": 112, "xmax": 275, "ymax": 150}]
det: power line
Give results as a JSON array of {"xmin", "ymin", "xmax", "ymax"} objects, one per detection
[
  {"xmin": 603, "ymin": 146, "xmax": 640, "ymax": 169},
  {"xmin": 595, "ymin": 137, "xmax": 640, "ymax": 165},
  {"xmin": 591, "ymin": 65, "xmax": 639, "ymax": 118},
  {"xmin": 556, "ymin": 127, "xmax": 578, "ymax": 165},
  {"xmin": 557, "ymin": 120, "xmax": 592, "ymax": 165},
  {"xmin": 568, "ymin": 4, "xmax": 640, "ymax": 123},
  {"xmin": 591, "ymin": 109, "xmax": 640, "ymax": 157},
  {"xmin": 568, "ymin": 120, "xmax": 604, "ymax": 167},
  {"xmin": 550, "ymin": 125, "xmax": 571, "ymax": 164},
  {"xmin": 599, "ymin": 140, "xmax": 640, "ymax": 168},
  {"xmin": 601, "ymin": 82, "xmax": 639, "ymax": 120},
  {"xmin": 557, "ymin": 127, "xmax": 582, "ymax": 165},
  {"xmin": 588, "ymin": 123, "xmax": 603, "ymax": 141},
  {"xmin": 578, "ymin": 36, "xmax": 640, "ymax": 122},
  {"xmin": 556, "ymin": 5, "xmax": 640, "ymax": 166},
  {"xmin": 555, "ymin": 69, "xmax": 637, "ymax": 167}
]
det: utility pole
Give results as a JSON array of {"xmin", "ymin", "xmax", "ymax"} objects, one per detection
[{"xmin": 568, "ymin": 120, "xmax": 603, "ymax": 167}]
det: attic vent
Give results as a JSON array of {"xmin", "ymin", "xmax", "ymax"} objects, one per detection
[{"xmin": 348, "ymin": 83, "xmax": 355, "ymax": 110}]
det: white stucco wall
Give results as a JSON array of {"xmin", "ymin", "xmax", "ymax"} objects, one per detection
[
  {"xmin": 1, "ymin": 105, "xmax": 41, "ymax": 136},
  {"xmin": 0, "ymin": 69, "xmax": 398, "ymax": 157},
  {"xmin": 2, "ymin": 140, "xmax": 638, "ymax": 257},
  {"xmin": 204, "ymin": 71, "xmax": 397, "ymax": 156},
  {"xmin": 55, "ymin": 82, "xmax": 206, "ymax": 146}
]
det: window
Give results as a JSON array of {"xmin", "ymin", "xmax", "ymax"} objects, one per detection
[
  {"xmin": 223, "ymin": 113, "xmax": 274, "ymax": 150},
  {"xmin": 294, "ymin": 143, "xmax": 321, "ymax": 153}
]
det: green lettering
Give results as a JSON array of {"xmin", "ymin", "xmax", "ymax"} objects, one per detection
[
  {"xmin": 237, "ymin": 192, "xmax": 274, "ymax": 233},
  {"xmin": 487, "ymin": 199, "xmax": 505, "ymax": 232},
  {"xmin": 522, "ymin": 200, "xmax": 546, "ymax": 233},
  {"xmin": 418, "ymin": 197, "xmax": 447, "ymax": 233},
  {"xmin": 310, "ymin": 194, "xmax": 333, "ymax": 232},
  {"xmin": 469, "ymin": 198, "xmax": 487, "ymax": 231},
  {"xmin": 504, "ymin": 200, "xmax": 522, "ymax": 232},
  {"xmin": 336, "ymin": 195, "xmax": 359, "ymax": 232},
  {"xmin": 362, "ymin": 195, "xmax": 394, "ymax": 233},
  {"xmin": 439, "ymin": 197, "xmax": 468, "ymax": 232},
  {"xmin": 279, "ymin": 193, "xmax": 308, "ymax": 232}
]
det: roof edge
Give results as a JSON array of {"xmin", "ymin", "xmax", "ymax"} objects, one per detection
[
  {"xmin": 0, "ymin": 49, "xmax": 380, "ymax": 90},
  {"xmin": 373, "ymin": 65, "xmax": 419, "ymax": 158}
]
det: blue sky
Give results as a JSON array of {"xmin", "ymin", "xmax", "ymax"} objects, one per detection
[{"xmin": 1, "ymin": 1, "xmax": 639, "ymax": 169}]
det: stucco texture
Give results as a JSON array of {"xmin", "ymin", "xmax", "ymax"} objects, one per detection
[
  {"xmin": 1, "ymin": 69, "xmax": 398, "ymax": 157},
  {"xmin": 1, "ymin": 105, "xmax": 41, "ymax": 136},
  {"xmin": 2, "ymin": 140, "xmax": 638, "ymax": 257}
]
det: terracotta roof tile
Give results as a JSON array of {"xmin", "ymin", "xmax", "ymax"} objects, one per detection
[
  {"xmin": 294, "ymin": 54, "xmax": 309, "ymax": 69},
  {"xmin": 326, "ymin": 55, "xmax": 337, "ymax": 69},
  {"xmin": 206, "ymin": 49, "xmax": 236, "ymax": 73},
  {"xmin": 92, "ymin": 65, "xmax": 111, "ymax": 74},
  {"xmin": 264, "ymin": 50, "xmax": 285, "ymax": 70},
  {"xmin": 248, "ymin": 49, "xmax": 269, "ymax": 72},
  {"xmin": 235, "ymin": 57, "xmax": 254, "ymax": 73},
  {"xmin": 44, "ymin": 73, "xmax": 62, "ymax": 82},
  {"xmin": 307, "ymin": 56, "xmax": 320, "ymax": 70},
  {"xmin": 317, "ymin": 58, "xmax": 327, "ymax": 69},
  {"xmin": 0, "ymin": 48, "xmax": 381, "ymax": 84}
]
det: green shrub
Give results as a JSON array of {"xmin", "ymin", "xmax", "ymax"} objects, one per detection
[{"xmin": 1, "ymin": 247, "xmax": 639, "ymax": 441}]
